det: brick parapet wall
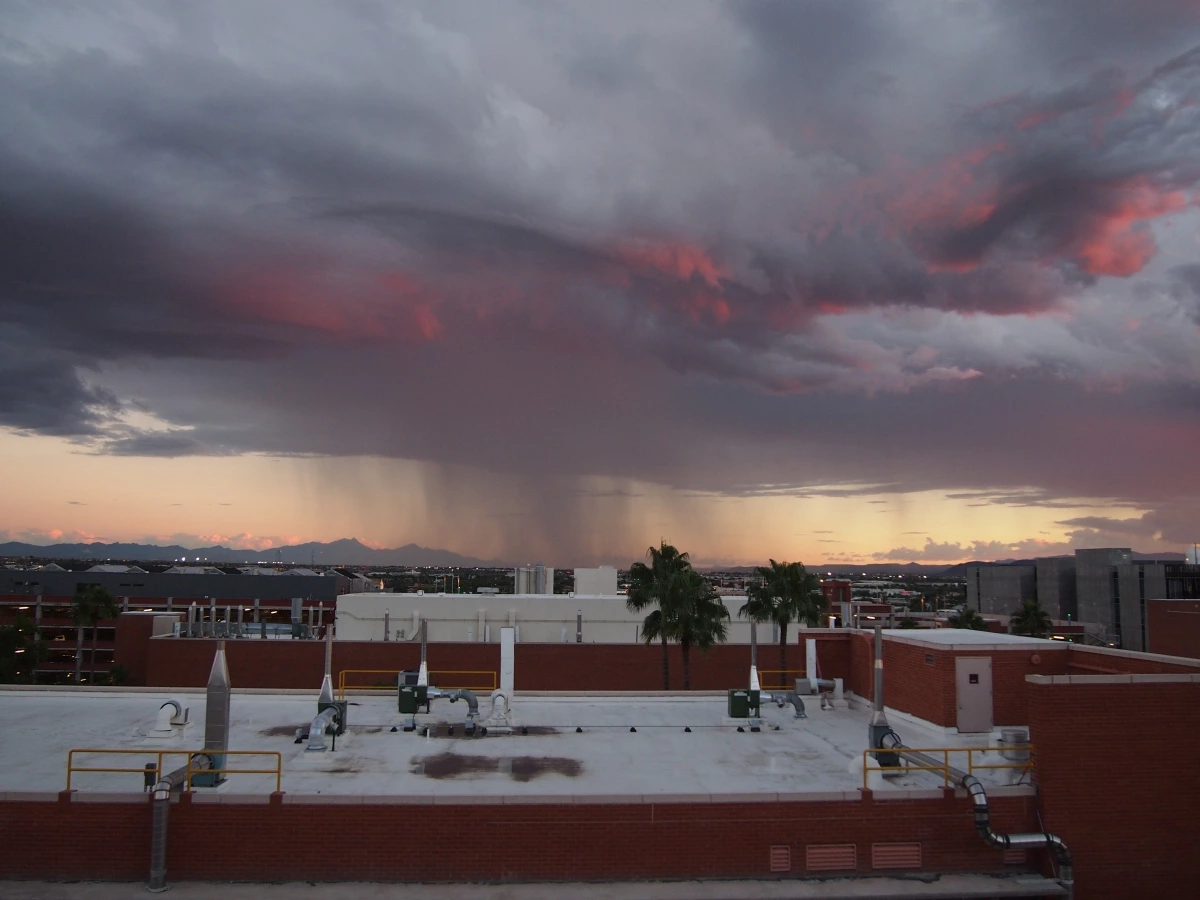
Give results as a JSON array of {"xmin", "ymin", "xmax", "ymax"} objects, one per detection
[
  {"xmin": 1027, "ymin": 678, "xmax": 1200, "ymax": 900},
  {"xmin": 1144, "ymin": 600, "xmax": 1200, "ymax": 661},
  {"xmin": 139, "ymin": 633, "xmax": 854, "ymax": 692},
  {"xmin": 0, "ymin": 792, "xmax": 1038, "ymax": 883}
]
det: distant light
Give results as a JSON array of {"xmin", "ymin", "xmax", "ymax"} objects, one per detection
[
  {"xmin": 17, "ymin": 606, "xmax": 28, "ymax": 610},
  {"xmin": 143, "ymin": 608, "xmax": 154, "ymax": 612},
  {"xmin": 14, "ymin": 649, "xmax": 24, "ymax": 654}
]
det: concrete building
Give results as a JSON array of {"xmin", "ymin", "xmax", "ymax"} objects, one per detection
[
  {"xmin": 1074, "ymin": 548, "xmax": 1132, "ymax": 640},
  {"xmin": 1034, "ymin": 557, "xmax": 1077, "ymax": 621},
  {"xmin": 0, "ymin": 567, "xmax": 356, "ymax": 603},
  {"xmin": 964, "ymin": 564, "xmax": 1036, "ymax": 615},
  {"xmin": 572, "ymin": 565, "xmax": 618, "ymax": 595},
  {"xmin": 513, "ymin": 563, "xmax": 553, "ymax": 594},
  {"xmin": 335, "ymin": 592, "xmax": 765, "ymax": 643}
]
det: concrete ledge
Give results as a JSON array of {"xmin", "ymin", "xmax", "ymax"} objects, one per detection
[
  {"xmin": 0, "ymin": 792, "xmax": 62, "ymax": 803},
  {"xmin": 281, "ymin": 794, "xmax": 363, "ymax": 805},
  {"xmin": 435, "ymin": 794, "xmax": 511, "ymax": 806},
  {"xmin": 501, "ymin": 794, "xmax": 571, "ymax": 805},
  {"xmin": 1026, "ymin": 673, "xmax": 1175, "ymax": 685},
  {"xmin": 567, "ymin": 793, "xmax": 644, "ymax": 805},
  {"xmin": 708, "ymin": 792, "xmax": 774, "ymax": 803},
  {"xmin": 645, "ymin": 793, "xmax": 711, "ymax": 804},
  {"xmin": 870, "ymin": 788, "xmax": 944, "ymax": 801},
  {"xmin": 70, "ymin": 792, "xmax": 148, "ymax": 804},
  {"xmin": 775, "ymin": 790, "xmax": 861, "ymax": 803},
  {"xmin": 187, "ymin": 793, "xmax": 273, "ymax": 805},
  {"xmin": 987, "ymin": 785, "xmax": 1037, "ymax": 797},
  {"xmin": 365, "ymin": 795, "xmax": 435, "ymax": 805}
]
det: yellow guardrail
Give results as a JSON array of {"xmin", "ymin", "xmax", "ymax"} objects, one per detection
[
  {"xmin": 66, "ymin": 748, "xmax": 282, "ymax": 793},
  {"xmin": 757, "ymin": 669, "xmax": 806, "ymax": 690},
  {"xmin": 861, "ymin": 745, "xmax": 1033, "ymax": 790},
  {"xmin": 337, "ymin": 668, "xmax": 498, "ymax": 700}
]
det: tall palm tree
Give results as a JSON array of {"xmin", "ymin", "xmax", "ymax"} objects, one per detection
[
  {"xmin": 72, "ymin": 586, "xmax": 119, "ymax": 684},
  {"xmin": 627, "ymin": 541, "xmax": 692, "ymax": 690},
  {"xmin": 739, "ymin": 560, "xmax": 824, "ymax": 688},
  {"xmin": 673, "ymin": 569, "xmax": 730, "ymax": 690},
  {"xmin": 1010, "ymin": 599, "xmax": 1053, "ymax": 638}
]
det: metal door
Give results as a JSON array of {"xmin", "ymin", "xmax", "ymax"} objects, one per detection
[{"xmin": 955, "ymin": 657, "xmax": 993, "ymax": 733}]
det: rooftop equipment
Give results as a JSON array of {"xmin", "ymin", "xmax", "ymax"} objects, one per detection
[
  {"xmin": 190, "ymin": 641, "xmax": 230, "ymax": 787},
  {"xmin": 307, "ymin": 627, "xmax": 347, "ymax": 750},
  {"xmin": 397, "ymin": 618, "xmax": 480, "ymax": 733}
]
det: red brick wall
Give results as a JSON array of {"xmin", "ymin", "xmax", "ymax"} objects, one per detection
[
  {"xmin": 0, "ymin": 792, "xmax": 1038, "ymax": 883},
  {"xmin": 113, "ymin": 613, "xmax": 159, "ymax": 685},
  {"xmin": 142, "ymin": 635, "xmax": 854, "ymax": 692},
  {"xmin": 1028, "ymin": 679, "xmax": 1200, "ymax": 900},
  {"xmin": 1145, "ymin": 600, "xmax": 1200, "ymax": 661},
  {"xmin": 1066, "ymin": 645, "xmax": 1200, "ymax": 675},
  {"xmin": 847, "ymin": 634, "xmax": 1067, "ymax": 728}
]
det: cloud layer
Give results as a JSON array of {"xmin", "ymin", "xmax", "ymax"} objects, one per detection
[{"xmin": 2, "ymin": 1, "xmax": 1199, "ymax": 560}]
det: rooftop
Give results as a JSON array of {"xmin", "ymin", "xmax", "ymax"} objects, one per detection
[
  {"xmin": 882, "ymin": 629, "xmax": 1057, "ymax": 649},
  {"xmin": 1, "ymin": 688, "xmax": 1030, "ymax": 799}
]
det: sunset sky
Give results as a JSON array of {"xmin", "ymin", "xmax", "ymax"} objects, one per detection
[{"xmin": 2, "ymin": 1, "xmax": 1199, "ymax": 567}]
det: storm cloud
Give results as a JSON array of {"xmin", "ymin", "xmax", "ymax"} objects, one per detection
[{"xmin": 1, "ymin": 1, "xmax": 1198, "ymax": 560}]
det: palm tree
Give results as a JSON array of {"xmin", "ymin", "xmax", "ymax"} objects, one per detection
[
  {"xmin": 739, "ymin": 560, "xmax": 824, "ymax": 688},
  {"xmin": 673, "ymin": 570, "xmax": 730, "ymax": 690},
  {"xmin": 627, "ymin": 541, "xmax": 693, "ymax": 690},
  {"xmin": 948, "ymin": 607, "xmax": 988, "ymax": 631},
  {"xmin": 72, "ymin": 586, "xmax": 119, "ymax": 684},
  {"xmin": 1010, "ymin": 599, "xmax": 1053, "ymax": 638}
]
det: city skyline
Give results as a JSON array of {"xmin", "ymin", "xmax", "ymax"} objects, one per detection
[{"xmin": 2, "ymin": 2, "xmax": 1199, "ymax": 566}]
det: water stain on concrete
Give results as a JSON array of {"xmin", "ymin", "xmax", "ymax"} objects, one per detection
[{"xmin": 413, "ymin": 751, "xmax": 582, "ymax": 781}]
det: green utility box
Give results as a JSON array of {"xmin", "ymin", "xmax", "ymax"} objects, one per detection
[
  {"xmin": 318, "ymin": 699, "xmax": 348, "ymax": 736},
  {"xmin": 727, "ymin": 688, "xmax": 760, "ymax": 718},
  {"xmin": 398, "ymin": 684, "xmax": 428, "ymax": 715}
]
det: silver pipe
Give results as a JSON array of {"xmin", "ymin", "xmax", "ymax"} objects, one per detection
[
  {"xmin": 750, "ymin": 621, "xmax": 757, "ymax": 669},
  {"xmin": 147, "ymin": 778, "xmax": 171, "ymax": 892},
  {"xmin": 763, "ymin": 691, "xmax": 807, "ymax": 719},
  {"xmin": 384, "ymin": 611, "xmax": 390, "ymax": 641},
  {"xmin": 305, "ymin": 707, "xmax": 340, "ymax": 752},
  {"xmin": 576, "ymin": 610, "xmax": 582, "ymax": 643},
  {"xmin": 421, "ymin": 618, "xmax": 428, "ymax": 666},
  {"xmin": 963, "ymin": 775, "xmax": 1073, "ymax": 898}
]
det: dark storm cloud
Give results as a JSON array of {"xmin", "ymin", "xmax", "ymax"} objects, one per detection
[{"xmin": 0, "ymin": 0, "xmax": 1197, "ymax": 549}]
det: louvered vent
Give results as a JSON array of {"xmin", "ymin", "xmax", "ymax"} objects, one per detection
[
  {"xmin": 769, "ymin": 845, "xmax": 791, "ymax": 873},
  {"xmin": 1003, "ymin": 848, "xmax": 1028, "ymax": 865},
  {"xmin": 871, "ymin": 842, "xmax": 922, "ymax": 869},
  {"xmin": 805, "ymin": 843, "xmax": 857, "ymax": 871}
]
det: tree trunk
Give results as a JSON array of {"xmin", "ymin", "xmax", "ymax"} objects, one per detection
[
  {"xmin": 74, "ymin": 625, "xmax": 83, "ymax": 682},
  {"xmin": 89, "ymin": 625, "xmax": 99, "ymax": 685},
  {"xmin": 660, "ymin": 631, "xmax": 670, "ymax": 690},
  {"xmin": 779, "ymin": 622, "xmax": 788, "ymax": 690},
  {"xmin": 681, "ymin": 640, "xmax": 691, "ymax": 691}
]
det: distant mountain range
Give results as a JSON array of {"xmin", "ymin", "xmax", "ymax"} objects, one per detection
[{"xmin": 0, "ymin": 537, "xmax": 501, "ymax": 568}]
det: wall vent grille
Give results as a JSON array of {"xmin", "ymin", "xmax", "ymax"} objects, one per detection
[
  {"xmin": 769, "ymin": 845, "xmax": 791, "ymax": 873},
  {"xmin": 871, "ymin": 842, "xmax": 922, "ymax": 869},
  {"xmin": 1003, "ymin": 848, "xmax": 1028, "ymax": 865},
  {"xmin": 806, "ymin": 843, "xmax": 857, "ymax": 871}
]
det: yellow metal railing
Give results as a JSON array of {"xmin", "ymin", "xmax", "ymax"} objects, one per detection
[
  {"xmin": 337, "ymin": 668, "xmax": 498, "ymax": 700},
  {"xmin": 861, "ymin": 745, "xmax": 1034, "ymax": 791},
  {"xmin": 757, "ymin": 669, "xmax": 806, "ymax": 690},
  {"xmin": 66, "ymin": 748, "xmax": 282, "ymax": 793}
]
